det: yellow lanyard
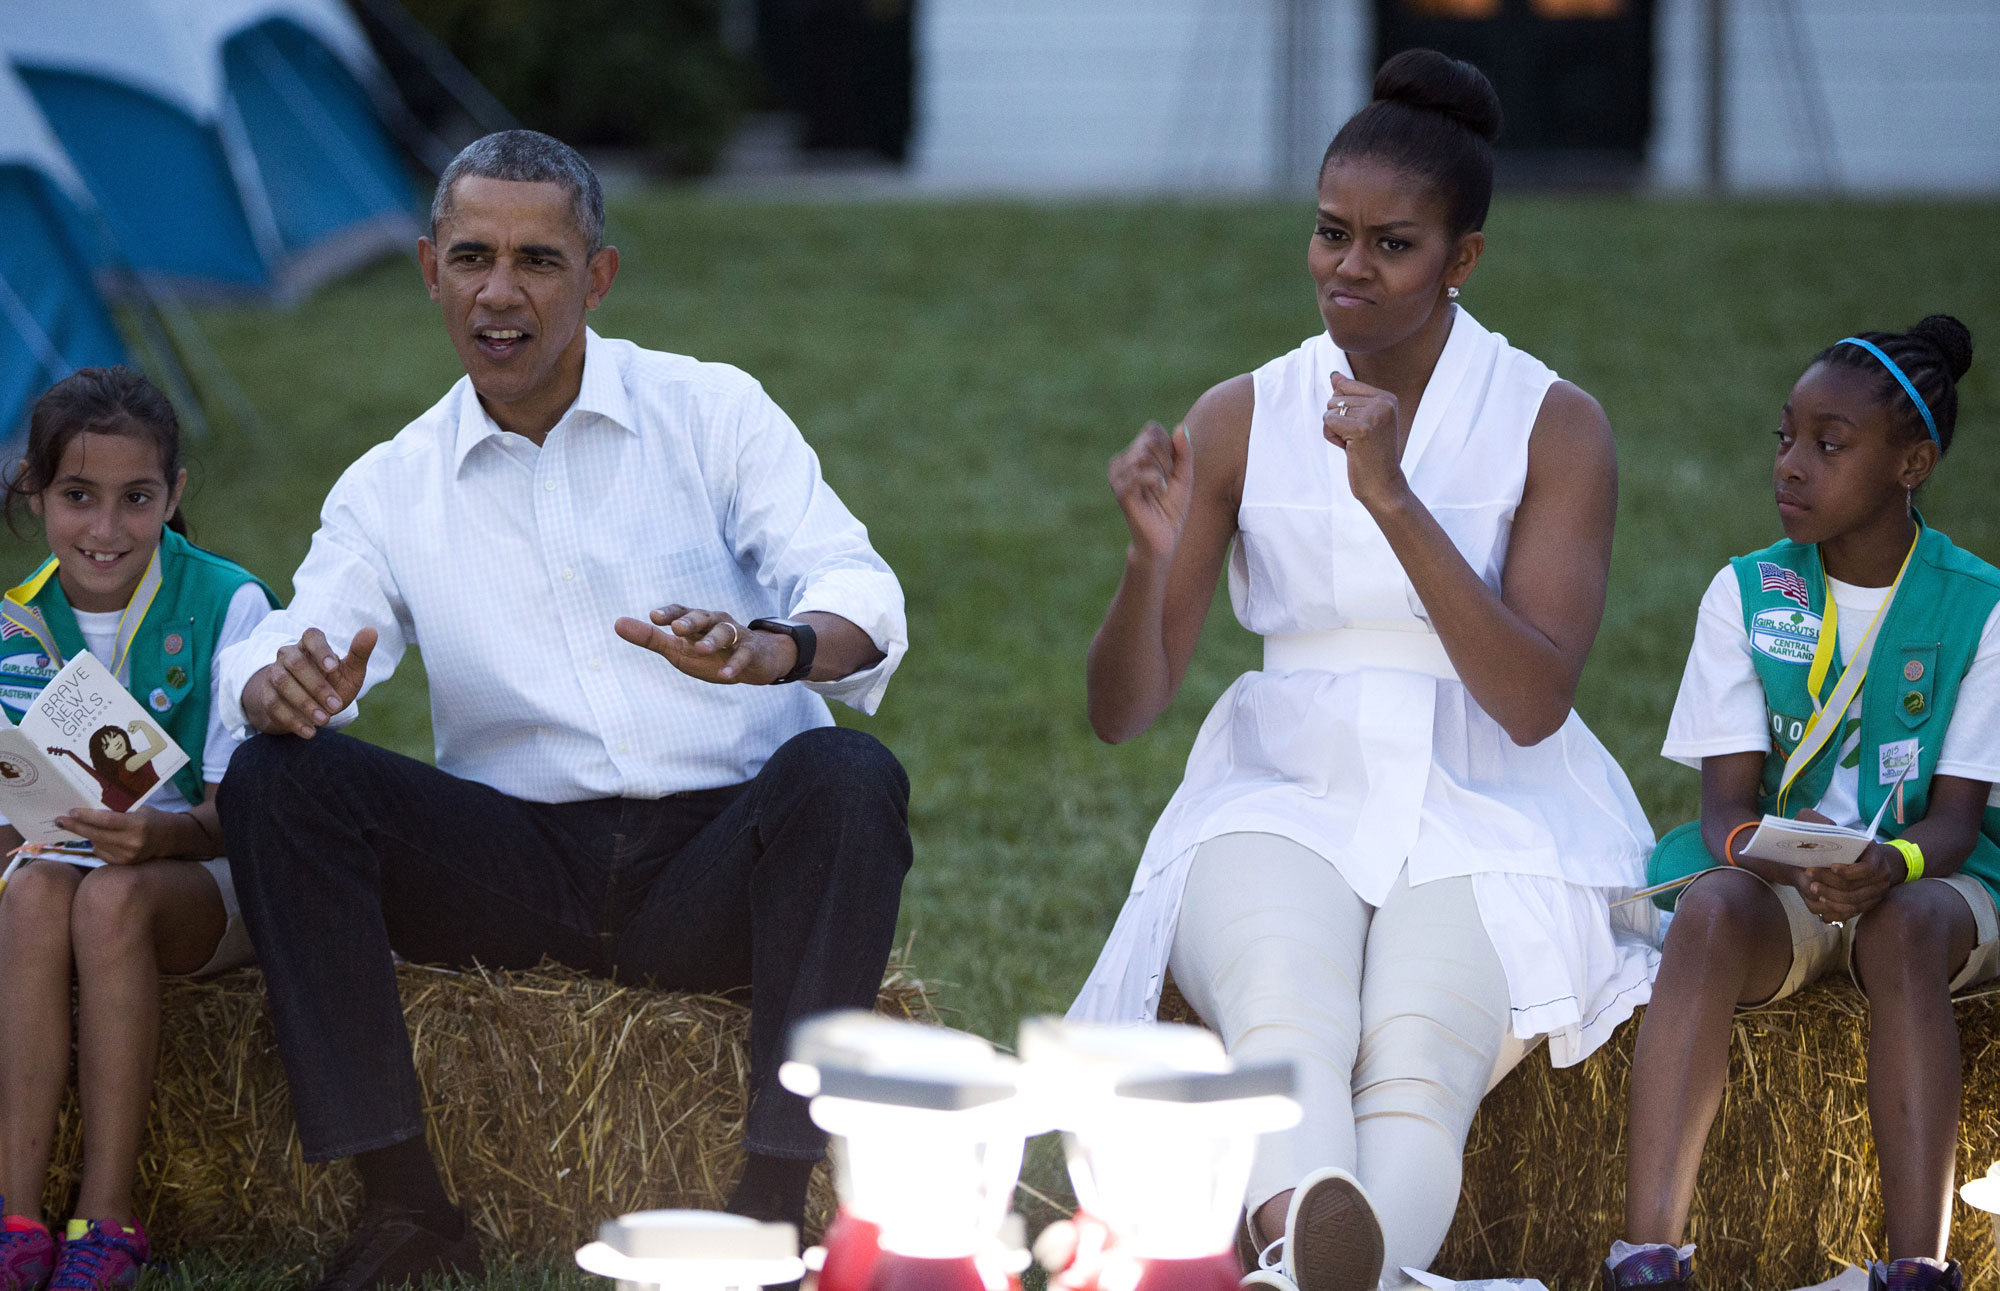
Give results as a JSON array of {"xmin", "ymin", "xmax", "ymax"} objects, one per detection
[
  {"xmin": 1775, "ymin": 531, "xmax": 1918, "ymax": 814},
  {"xmin": 0, "ymin": 549, "xmax": 163, "ymax": 681},
  {"xmin": 1, "ymin": 559, "xmax": 67, "ymax": 668}
]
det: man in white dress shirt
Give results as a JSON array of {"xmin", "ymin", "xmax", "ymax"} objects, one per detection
[{"xmin": 213, "ymin": 132, "xmax": 911, "ymax": 1291}]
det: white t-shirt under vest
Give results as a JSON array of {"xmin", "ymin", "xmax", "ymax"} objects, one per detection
[
  {"xmin": 1070, "ymin": 307, "xmax": 1659, "ymax": 1067},
  {"xmin": 1663, "ymin": 565, "xmax": 2000, "ymax": 824}
]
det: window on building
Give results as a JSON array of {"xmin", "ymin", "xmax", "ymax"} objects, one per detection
[
  {"xmin": 1529, "ymin": 0, "xmax": 1625, "ymax": 16},
  {"xmin": 1401, "ymin": 0, "xmax": 1626, "ymax": 15},
  {"xmin": 1400, "ymin": 0, "xmax": 1502, "ymax": 17}
]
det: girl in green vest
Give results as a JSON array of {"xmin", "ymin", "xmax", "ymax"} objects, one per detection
[
  {"xmin": 1603, "ymin": 316, "xmax": 2000, "ymax": 1291},
  {"xmin": 0, "ymin": 368, "xmax": 276, "ymax": 1291}
]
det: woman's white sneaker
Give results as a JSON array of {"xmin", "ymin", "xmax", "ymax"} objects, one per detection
[{"xmin": 1280, "ymin": 1168, "xmax": 1384, "ymax": 1291}]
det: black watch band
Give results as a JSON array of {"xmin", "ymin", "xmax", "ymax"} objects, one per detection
[{"xmin": 748, "ymin": 617, "xmax": 817, "ymax": 684}]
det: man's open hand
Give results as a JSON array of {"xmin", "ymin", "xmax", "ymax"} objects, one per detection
[
  {"xmin": 615, "ymin": 604, "xmax": 797, "ymax": 686},
  {"xmin": 242, "ymin": 627, "xmax": 378, "ymax": 738}
]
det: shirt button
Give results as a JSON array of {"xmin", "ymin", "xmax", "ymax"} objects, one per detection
[
  {"xmin": 562, "ymin": 568, "xmax": 575, "ymax": 581},
  {"xmin": 544, "ymin": 479, "xmax": 556, "ymax": 492},
  {"xmin": 616, "ymin": 740, "xmax": 630, "ymax": 754},
  {"xmin": 590, "ymin": 658, "xmax": 603, "ymax": 671}
]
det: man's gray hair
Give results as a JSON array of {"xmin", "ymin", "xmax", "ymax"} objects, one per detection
[{"xmin": 429, "ymin": 130, "xmax": 605, "ymax": 258}]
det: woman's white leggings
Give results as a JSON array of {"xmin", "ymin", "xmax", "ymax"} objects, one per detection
[{"xmin": 1167, "ymin": 832, "xmax": 1525, "ymax": 1280}]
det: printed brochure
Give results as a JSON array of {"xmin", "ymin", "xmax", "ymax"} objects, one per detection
[
  {"xmin": 1738, "ymin": 754, "xmax": 1916, "ymax": 870},
  {"xmin": 0, "ymin": 650, "xmax": 188, "ymax": 844}
]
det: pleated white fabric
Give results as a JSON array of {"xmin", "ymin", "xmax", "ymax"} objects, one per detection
[{"xmin": 1070, "ymin": 308, "xmax": 1660, "ymax": 1066}]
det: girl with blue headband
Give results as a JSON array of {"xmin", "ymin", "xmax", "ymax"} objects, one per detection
[{"xmin": 1605, "ymin": 315, "xmax": 1999, "ymax": 1291}]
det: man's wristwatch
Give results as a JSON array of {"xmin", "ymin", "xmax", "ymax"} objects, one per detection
[{"xmin": 748, "ymin": 618, "xmax": 816, "ymax": 684}]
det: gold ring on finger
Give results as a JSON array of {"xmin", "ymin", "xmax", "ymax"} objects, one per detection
[
  {"xmin": 1336, "ymin": 401, "xmax": 1350, "ymax": 417},
  {"xmin": 721, "ymin": 622, "xmax": 741, "ymax": 650}
]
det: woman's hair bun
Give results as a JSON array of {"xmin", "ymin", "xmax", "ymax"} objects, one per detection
[
  {"xmin": 1372, "ymin": 48, "xmax": 1503, "ymax": 146},
  {"xmin": 1908, "ymin": 314, "xmax": 1973, "ymax": 384}
]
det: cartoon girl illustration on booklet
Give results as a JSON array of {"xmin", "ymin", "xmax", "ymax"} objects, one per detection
[{"xmin": 44, "ymin": 719, "xmax": 170, "ymax": 811}]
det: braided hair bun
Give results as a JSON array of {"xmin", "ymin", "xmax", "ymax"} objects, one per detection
[{"xmin": 1909, "ymin": 314, "xmax": 1973, "ymax": 383}]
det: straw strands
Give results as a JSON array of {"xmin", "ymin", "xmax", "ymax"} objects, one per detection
[
  {"xmin": 1161, "ymin": 978, "xmax": 2000, "ymax": 1289},
  {"xmin": 41, "ymin": 955, "xmax": 939, "ymax": 1257}
]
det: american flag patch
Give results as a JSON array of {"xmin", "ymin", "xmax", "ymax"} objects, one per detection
[
  {"xmin": 1758, "ymin": 561, "xmax": 1812, "ymax": 607},
  {"xmin": 0, "ymin": 619, "xmax": 28, "ymax": 640}
]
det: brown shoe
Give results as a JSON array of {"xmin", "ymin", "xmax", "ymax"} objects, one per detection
[{"xmin": 307, "ymin": 1203, "xmax": 483, "ymax": 1291}]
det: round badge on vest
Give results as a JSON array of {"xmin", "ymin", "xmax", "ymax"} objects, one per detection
[
  {"xmin": 164, "ymin": 633, "xmax": 184, "ymax": 655},
  {"xmin": 1904, "ymin": 659, "xmax": 1925, "ymax": 682}
]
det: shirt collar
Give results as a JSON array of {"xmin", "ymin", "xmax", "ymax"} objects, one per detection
[{"xmin": 451, "ymin": 328, "xmax": 637, "ymax": 474}]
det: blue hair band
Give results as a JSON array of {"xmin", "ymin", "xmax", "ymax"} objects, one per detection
[{"xmin": 1837, "ymin": 336, "xmax": 1940, "ymax": 445}]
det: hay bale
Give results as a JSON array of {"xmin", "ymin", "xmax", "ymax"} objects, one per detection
[
  {"xmin": 1159, "ymin": 978, "xmax": 2000, "ymax": 1290},
  {"xmin": 42, "ymin": 954, "xmax": 939, "ymax": 1257}
]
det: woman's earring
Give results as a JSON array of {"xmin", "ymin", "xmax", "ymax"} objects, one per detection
[{"xmin": 1448, "ymin": 286, "xmax": 1460, "ymax": 299}]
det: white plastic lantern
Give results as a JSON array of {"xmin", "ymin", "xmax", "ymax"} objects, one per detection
[
  {"xmin": 1018, "ymin": 1018, "xmax": 1299, "ymax": 1265},
  {"xmin": 782, "ymin": 1011, "xmax": 1034, "ymax": 1267},
  {"xmin": 575, "ymin": 1210, "xmax": 804, "ymax": 1291}
]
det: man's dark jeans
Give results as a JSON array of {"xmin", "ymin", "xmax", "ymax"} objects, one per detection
[{"xmin": 218, "ymin": 725, "xmax": 911, "ymax": 1163}]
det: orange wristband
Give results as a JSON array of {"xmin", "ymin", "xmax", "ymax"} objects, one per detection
[{"xmin": 1723, "ymin": 820, "xmax": 1757, "ymax": 867}]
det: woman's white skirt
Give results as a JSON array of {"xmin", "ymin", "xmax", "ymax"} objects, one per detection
[{"xmin": 1070, "ymin": 666, "xmax": 1662, "ymax": 1067}]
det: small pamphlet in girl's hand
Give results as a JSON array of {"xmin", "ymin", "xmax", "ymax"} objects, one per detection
[
  {"xmin": 0, "ymin": 840, "xmax": 104, "ymax": 897},
  {"xmin": 0, "ymin": 650, "xmax": 188, "ymax": 844},
  {"xmin": 1737, "ymin": 815, "xmax": 1876, "ymax": 868},
  {"xmin": 11, "ymin": 839, "xmax": 102, "ymax": 866},
  {"xmin": 1739, "ymin": 754, "xmax": 1916, "ymax": 869}
]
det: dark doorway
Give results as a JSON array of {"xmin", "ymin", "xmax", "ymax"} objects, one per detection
[
  {"xmin": 1373, "ymin": 0, "xmax": 1654, "ymax": 185},
  {"xmin": 755, "ymin": 0, "xmax": 914, "ymax": 162}
]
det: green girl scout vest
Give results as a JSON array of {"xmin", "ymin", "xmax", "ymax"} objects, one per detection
[
  {"xmin": 1649, "ymin": 525, "xmax": 2000, "ymax": 911},
  {"xmin": 0, "ymin": 529, "xmax": 277, "ymax": 805}
]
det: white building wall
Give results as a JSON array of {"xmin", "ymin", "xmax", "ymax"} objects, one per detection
[
  {"xmin": 1649, "ymin": 0, "xmax": 1708, "ymax": 187},
  {"xmin": 911, "ymin": 0, "xmax": 1372, "ymax": 195},
  {"xmin": 1652, "ymin": 0, "xmax": 2000, "ymax": 192},
  {"xmin": 914, "ymin": 0, "xmax": 2000, "ymax": 196}
]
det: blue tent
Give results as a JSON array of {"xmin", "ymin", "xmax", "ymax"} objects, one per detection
[
  {"xmin": 0, "ymin": 65, "xmax": 127, "ymax": 443},
  {"xmin": 2, "ymin": 0, "xmax": 415, "ymax": 301}
]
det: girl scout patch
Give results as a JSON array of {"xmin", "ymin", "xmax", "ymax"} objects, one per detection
[
  {"xmin": 164, "ymin": 633, "xmax": 184, "ymax": 655},
  {"xmin": 148, "ymin": 687, "xmax": 172, "ymax": 713},
  {"xmin": 165, "ymin": 665, "xmax": 188, "ymax": 690},
  {"xmin": 0, "ymin": 647, "xmax": 58, "ymax": 714},
  {"xmin": 1752, "ymin": 608, "xmax": 1822, "ymax": 664}
]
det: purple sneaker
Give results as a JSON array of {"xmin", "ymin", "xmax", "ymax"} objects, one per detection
[
  {"xmin": 48, "ymin": 1220, "xmax": 145, "ymax": 1291},
  {"xmin": 1601, "ymin": 1245, "xmax": 1693, "ymax": 1289},
  {"xmin": 0, "ymin": 1212, "xmax": 57, "ymax": 1291},
  {"xmin": 1868, "ymin": 1258, "xmax": 1962, "ymax": 1291}
]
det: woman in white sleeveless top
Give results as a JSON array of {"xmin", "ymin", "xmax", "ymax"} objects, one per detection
[{"xmin": 1072, "ymin": 51, "xmax": 1658, "ymax": 1291}]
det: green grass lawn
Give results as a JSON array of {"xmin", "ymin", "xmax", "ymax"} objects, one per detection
[{"xmin": 8, "ymin": 192, "xmax": 1998, "ymax": 1288}]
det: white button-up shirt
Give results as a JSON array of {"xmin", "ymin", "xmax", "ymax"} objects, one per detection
[{"xmin": 215, "ymin": 330, "xmax": 907, "ymax": 802}]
